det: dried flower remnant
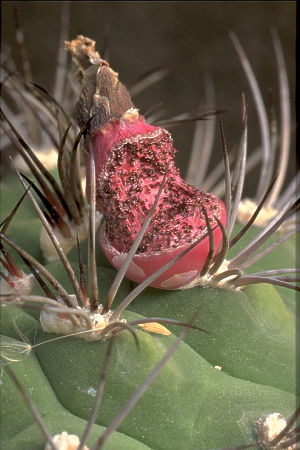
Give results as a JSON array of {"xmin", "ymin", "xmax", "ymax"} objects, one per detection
[{"xmin": 66, "ymin": 35, "xmax": 226, "ymax": 290}]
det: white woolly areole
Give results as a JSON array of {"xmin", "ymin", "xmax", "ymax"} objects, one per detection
[
  {"xmin": 256, "ymin": 412, "xmax": 291, "ymax": 448},
  {"xmin": 40, "ymin": 298, "xmax": 116, "ymax": 341},
  {"xmin": 14, "ymin": 147, "xmax": 58, "ymax": 172},
  {"xmin": 0, "ymin": 273, "xmax": 34, "ymax": 295},
  {"xmin": 44, "ymin": 431, "xmax": 89, "ymax": 450},
  {"xmin": 14, "ymin": 145, "xmax": 87, "ymax": 197},
  {"xmin": 238, "ymin": 198, "xmax": 278, "ymax": 227},
  {"xmin": 40, "ymin": 208, "xmax": 102, "ymax": 261},
  {"xmin": 177, "ymin": 259, "xmax": 242, "ymax": 291}
]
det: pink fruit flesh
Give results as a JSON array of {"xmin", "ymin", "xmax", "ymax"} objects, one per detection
[{"xmin": 87, "ymin": 116, "xmax": 226, "ymax": 289}]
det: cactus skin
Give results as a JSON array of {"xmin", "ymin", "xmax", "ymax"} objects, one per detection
[{"xmin": 0, "ymin": 193, "xmax": 297, "ymax": 449}]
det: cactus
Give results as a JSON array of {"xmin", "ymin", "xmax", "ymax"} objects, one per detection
[{"xmin": 0, "ymin": 8, "xmax": 298, "ymax": 450}]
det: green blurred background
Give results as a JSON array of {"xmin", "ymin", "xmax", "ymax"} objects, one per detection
[{"xmin": 1, "ymin": 1, "xmax": 296, "ymax": 196}]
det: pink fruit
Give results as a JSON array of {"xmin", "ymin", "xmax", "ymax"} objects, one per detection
[
  {"xmin": 89, "ymin": 115, "xmax": 226, "ymax": 289},
  {"xmin": 71, "ymin": 35, "xmax": 226, "ymax": 289}
]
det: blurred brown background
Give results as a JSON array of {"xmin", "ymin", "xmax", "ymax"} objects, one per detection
[{"xmin": 1, "ymin": 2, "xmax": 296, "ymax": 196}]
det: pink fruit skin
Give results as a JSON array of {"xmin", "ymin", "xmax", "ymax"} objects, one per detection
[
  {"xmin": 98, "ymin": 216, "xmax": 225, "ymax": 289},
  {"xmin": 87, "ymin": 116, "xmax": 226, "ymax": 290}
]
